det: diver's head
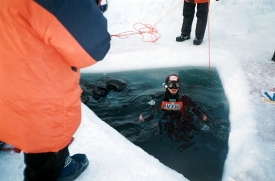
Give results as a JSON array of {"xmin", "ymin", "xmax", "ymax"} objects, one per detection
[
  {"xmin": 164, "ymin": 74, "xmax": 180, "ymax": 95},
  {"xmin": 92, "ymin": 83, "xmax": 109, "ymax": 99}
]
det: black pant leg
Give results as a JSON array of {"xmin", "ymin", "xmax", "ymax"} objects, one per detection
[
  {"xmin": 195, "ymin": 2, "xmax": 209, "ymax": 39},
  {"xmin": 23, "ymin": 146, "xmax": 69, "ymax": 181},
  {"xmin": 272, "ymin": 51, "xmax": 275, "ymax": 61},
  {"xmin": 181, "ymin": 2, "xmax": 196, "ymax": 36}
]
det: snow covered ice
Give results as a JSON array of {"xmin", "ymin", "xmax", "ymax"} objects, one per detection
[{"xmin": 1, "ymin": 0, "xmax": 275, "ymax": 180}]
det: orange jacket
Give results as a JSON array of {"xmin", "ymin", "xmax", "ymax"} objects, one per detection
[
  {"xmin": 185, "ymin": 0, "xmax": 209, "ymax": 3},
  {"xmin": 0, "ymin": 0, "xmax": 110, "ymax": 153}
]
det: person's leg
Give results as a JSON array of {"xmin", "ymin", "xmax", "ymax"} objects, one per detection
[
  {"xmin": 195, "ymin": 2, "xmax": 209, "ymax": 40},
  {"xmin": 181, "ymin": 1, "xmax": 196, "ymax": 36},
  {"xmin": 24, "ymin": 146, "xmax": 69, "ymax": 181},
  {"xmin": 272, "ymin": 51, "xmax": 275, "ymax": 61}
]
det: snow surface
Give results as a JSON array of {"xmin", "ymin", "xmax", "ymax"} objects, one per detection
[{"xmin": 1, "ymin": 0, "xmax": 275, "ymax": 180}]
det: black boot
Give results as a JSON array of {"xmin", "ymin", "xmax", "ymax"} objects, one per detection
[
  {"xmin": 193, "ymin": 38, "xmax": 203, "ymax": 45},
  {"xmin": 57, "ymin": 154, "xmax": 89, "ymax": 181},
  {"xmin": 176, "ymin": 34, "xmax": 190, "ymax": 42}
]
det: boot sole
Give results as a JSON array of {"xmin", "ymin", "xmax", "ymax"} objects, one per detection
[{"xmin": 176, "ymin": 37, "xmax": 190, "ymax": 42}]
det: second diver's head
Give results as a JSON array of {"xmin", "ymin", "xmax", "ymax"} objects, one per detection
[
  {"xmin": 164, "ymin": 74, "xmax": 180, "ymax": 97},
  {"xmin": 92, "ymin": 83, "xmax": 109, "ymax": 99}
]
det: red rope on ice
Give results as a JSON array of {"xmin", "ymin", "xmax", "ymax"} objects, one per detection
[
  {"xmin": 110, "ymin": 0, "xmax": 183, "ymax": 43},
  {"xmin": 111, "ymin": 22, "xmax": 161, "ymax": 43}
]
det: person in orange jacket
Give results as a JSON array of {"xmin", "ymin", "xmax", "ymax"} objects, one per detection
[
  {"xmin": 176, "ymin": 0, "xmax": 210, "ymax": 45},
  {"xmin": 0, "ymin": 0, "xmax": 110, "ymax": 180}
]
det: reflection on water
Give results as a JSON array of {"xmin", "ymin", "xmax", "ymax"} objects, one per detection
[{"xmin": 80, "ymin": 67, "xmax": 230, "ymax": 181}]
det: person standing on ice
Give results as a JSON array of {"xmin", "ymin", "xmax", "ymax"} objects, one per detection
[
  {"xmin": 176, "ymin": 0, "xmax": 210, "ymax": 45},
  {"xmin": 0, "ymin": 0, "xmax": 110, "ymax": 180}
]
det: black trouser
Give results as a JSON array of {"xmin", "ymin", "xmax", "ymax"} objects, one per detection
[
  {"xmin": 181, "ymin": 1, "xmax": 209, "ymax": 40},
  {"xmin": 23, "ymin": 146, "xmax": 69, "ymax": 181},
  {"xmin": 272, "ymin": 51, "xmax": 275, "ymax": 61}
]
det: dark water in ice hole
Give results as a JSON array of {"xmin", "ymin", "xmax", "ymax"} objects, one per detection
[{"xmin": 80, "ymin": 67, "xmax": 230, "ymax": 181}]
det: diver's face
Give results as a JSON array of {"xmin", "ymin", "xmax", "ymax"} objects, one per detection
[
  {"xmin": 166, "ymin": 81, "xmax": 180, "ymax": 95},
  {"xmin": 168, "ymin": 88, "xmax": 179, "ymax": 95}
]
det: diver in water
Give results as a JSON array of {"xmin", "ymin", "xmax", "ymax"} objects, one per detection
[
  {"xmin": 149, "ymin": 74, "xmax": 207, "ymax": 143},
  {"xmin": 81, "ymin": 77, "xmax": 127, "ymax": 103}
]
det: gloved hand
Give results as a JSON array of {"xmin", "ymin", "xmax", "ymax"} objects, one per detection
[{"xmin": 148, "ymin": 100, "xmax": 156, "ymax": 105}]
